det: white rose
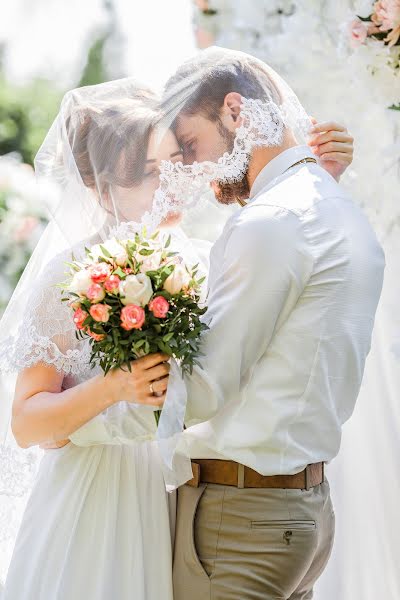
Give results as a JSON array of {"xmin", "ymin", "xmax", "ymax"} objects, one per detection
[
  {"xmin": 68, "ymin": 269, "xmax": 93, "ymax": 295},
  {"xmin": 138, "ymin": 250, "xmax": 163, "ymax": 274},
  {"xmin": 119, "ymin": 273, "xmax": 153, "ymax": 306},
  {"xmin": 163, "ymin": 264, "xmax": 191, "ymax": 295}
]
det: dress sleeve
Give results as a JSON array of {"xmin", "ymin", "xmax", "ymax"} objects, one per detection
[{"xmin": 0, "ymin": 251, "xmax": 91, "ymax": 377}]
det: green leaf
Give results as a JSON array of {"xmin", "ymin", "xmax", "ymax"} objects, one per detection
[
  {"xmin": 163, "ymin": 332, "xmax": 175, "ymax": 342},
  {"xmin": 100, "ymin": 244, "xmax": 112, "ymax": 258}
]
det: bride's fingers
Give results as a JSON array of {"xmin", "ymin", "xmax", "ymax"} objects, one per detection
[
  {"xmin": 151, "ymin": 376, "xmax": 169, "ymax": 394},
  {"xmin": 146, "ymin": 391, "xmax": 166, "ymax": 407},
  {"xmin": 145, "ymin": 362, "xmax": 171, "ymax": 382}
]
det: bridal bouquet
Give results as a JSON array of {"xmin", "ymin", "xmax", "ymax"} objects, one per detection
[
  {"xmin": 61, "ymin": 230, "xmax": 208, "ymax": 423},
  {"xmin": 346, "ymin": 1, "xmax": 400, "ymax": 109}
]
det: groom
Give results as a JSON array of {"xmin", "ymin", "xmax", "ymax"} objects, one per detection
[{"xmin": 162, "ymin": 49, "xmax": 385, "ymax": 599}]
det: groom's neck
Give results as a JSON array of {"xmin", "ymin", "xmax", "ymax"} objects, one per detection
[{"xmin": 247, "ymin": 132, "xmax": 299, "ymax": 191}]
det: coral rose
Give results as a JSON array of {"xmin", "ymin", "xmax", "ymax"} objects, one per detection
[
  {"xmin": 120, "ymin": 304, "xmax": 146, "ymax": 331},
  {"xmin": 73, "ymin": 307, "xmax": 88, "ymax": 330},
  {"xmin": 103, "ymin": 274, "xmax": 121, "ymax": 293},
  {"xmin": 89, "ymin": 303, "xmax": 111, "ymax": 323},
  {"xmin": 149, "ymin": 296, "xmax": 170, "ymax": 319},
  {"xmin": 87, "ymin": 329, "xmax": 105, "ymax": 342},
  {"xmin": 87, "ymin": 283, "xmax": 106, "ymax": 303},
  {"xmin": 89, "ymin": 262, "xmax": 112, "ymax": 284}
]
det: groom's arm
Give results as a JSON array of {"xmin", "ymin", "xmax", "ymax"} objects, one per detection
[{"xmin": 184, "ymin": 204, "xmax": 313, "ymax": 425}]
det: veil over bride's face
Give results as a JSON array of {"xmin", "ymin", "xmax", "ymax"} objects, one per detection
[
  {"xmin": 110, "ymin": 127, "xmax": 183, "ymax": 227},
  {"xmin": 67, "ymin": 92, "xmax": 184, "ymax": 231}
]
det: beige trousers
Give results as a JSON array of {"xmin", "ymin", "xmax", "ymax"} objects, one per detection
[{"xmin": 173, "ymin": 480, "xmax": 335, "ymax": 600}]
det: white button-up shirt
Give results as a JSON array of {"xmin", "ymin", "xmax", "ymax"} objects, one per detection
[{"xmin": 181, "ymin": 146, "xmax": 385, "ymax": 475}]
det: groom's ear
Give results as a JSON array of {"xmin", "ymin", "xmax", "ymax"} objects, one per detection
[{"xmin": 221, "ymin": 92, "xmax": 243, "ymax": 131}]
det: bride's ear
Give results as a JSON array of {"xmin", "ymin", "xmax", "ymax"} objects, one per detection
[{"xmin": 221, "ymin": 92, "xmax": 243, "ymax": 130}]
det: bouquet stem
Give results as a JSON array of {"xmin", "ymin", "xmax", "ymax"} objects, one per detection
[{"xmin": 154, "ymin": 410, "xmax": 162, "ymax": 427}]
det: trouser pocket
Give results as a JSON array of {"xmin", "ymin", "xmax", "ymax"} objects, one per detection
[{"xmin": 173, "ymin": 484, "xmax": 211, "ymax": 600}]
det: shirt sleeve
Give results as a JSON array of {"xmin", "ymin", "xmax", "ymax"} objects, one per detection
[{"xmin": 184, "ymin": 204, "xmax": 314, "ymax": 425}]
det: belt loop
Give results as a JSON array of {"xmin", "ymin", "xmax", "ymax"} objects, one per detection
[
  {"xmin": 237, "ymin": 463, "xmax": 245, "ymax": 489},
  {"xmin": 305, "ymin": 465, "xmax": 310, "ymax": 491}
]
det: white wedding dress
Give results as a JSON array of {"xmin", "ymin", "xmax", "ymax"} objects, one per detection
[
  {"xmin": 0, "ymin": 248, "xmax": 175, "ymax": 600},
  {"xmin": 1, "ymin": 400, "xmax": 174, "ymax": 600}
]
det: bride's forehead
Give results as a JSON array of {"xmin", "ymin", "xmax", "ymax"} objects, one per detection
[{"xmin": 147, "ymin": 127, "xmax": 180, "ymax": 157}]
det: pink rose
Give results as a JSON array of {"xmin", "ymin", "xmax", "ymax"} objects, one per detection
[
  {"xmin": 89, "ymin": 303, "xmax": 111, "ymax": 323},
  {"xmin": 87, "ymin": 329, "xmax": 105, "ymax": 342},
  {"xmin": 349, "ymin": 18, "xmax": 368, "ymax": 47},
  {"xmin": 386, "ymin": 23, "xmax": 400, "ymax": 44},
  {"xmin": 103, "ymin": 274, "xmax": 121, "ymax": 293},
  {"xmin": 373, "ymin": 0, "xmax": 400, "ymax": 31},
  {"xmin": 73, "ymin": 307, "xmax": 88, "ymax": 330},
  {"xmin": 89, "ymin": 262, "xmax": 112, "ymax": 283},
  {"xmin": 149, "ymin": 296, "xmax": 170, "ymax": 319},
  {"xmin": 120, "ymin": 304, "xmax": 146, "ymax": 331},
  {"xmin": 87, "ymin": 283, "xmax": 106, "ymax": 303}
]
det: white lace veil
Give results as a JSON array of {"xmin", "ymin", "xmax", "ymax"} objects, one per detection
[
  {"xmin": 147, "ymin": 46, "xmax": 313, "ymax": 231},
  {"xmin": 0, "ymin": 77, "xmax": 206, "ymax": 581},
  {"xmin": 0, "ymin": 46, "xmax": 315, "ymax": 580},
  {"xmin": 148, "ymin": 46, "xmax": 316, "ymax": 485}
]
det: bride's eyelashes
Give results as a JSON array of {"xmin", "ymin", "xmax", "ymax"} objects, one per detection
[
  {"xmin": 183, "ymin": 140, "xmax": 196, "ymax": 162},
  {"xmin": 143, "ymin": 169, "xmax": 158, "ymax": 179}
]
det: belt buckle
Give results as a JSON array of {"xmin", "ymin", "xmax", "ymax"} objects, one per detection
[
  {"xmin": 305, "ymin": 465, "xmax": 310, "ymax": 491},
  {"xmin": 237, "ymin": 463, "xmax": 245, "ymax": 489}
]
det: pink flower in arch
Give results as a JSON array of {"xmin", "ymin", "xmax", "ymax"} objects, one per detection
[
  {"xmin": 372, "ymin": 0, "xmax": 400, "ymax": 31},
  {"xmin": 349, "ymin": 18, "xmax": 368, "ymax": 47}
]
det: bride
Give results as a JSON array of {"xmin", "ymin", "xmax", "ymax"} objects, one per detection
[
  {"xmin": 0, "ymin": 79, "xmax": 189, "ymax": 600},
  {"xmin": 0, "ymin": 72, "xmax": 353, "ymax": 598}
]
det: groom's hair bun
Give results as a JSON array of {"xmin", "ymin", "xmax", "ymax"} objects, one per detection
[
  {"xmin": 65, "ymin": 90, "xmax": 161, "ymax": 194},
  {"xmin": 163, "ymin": 49, "xmax": 283, "ymax": 124}
]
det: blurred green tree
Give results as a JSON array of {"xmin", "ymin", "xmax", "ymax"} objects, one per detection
[{"xmin": 0, "ymin": 72, "xmax": 62, "ymax": 165}]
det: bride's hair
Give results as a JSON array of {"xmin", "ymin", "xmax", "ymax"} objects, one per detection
[{"xmin": 66, "ymin": 90, "xmax": 161, "ymax": 196}]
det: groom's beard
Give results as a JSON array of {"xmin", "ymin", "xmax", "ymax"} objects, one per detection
[{"xmin": 212, "ymin": 120, "xmax": 250, "ymax": 205}]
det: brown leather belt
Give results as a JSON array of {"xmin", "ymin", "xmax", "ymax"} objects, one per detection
[{"xmin": 187, "ymin": 459, "xmax": 324, "ymax": 490}]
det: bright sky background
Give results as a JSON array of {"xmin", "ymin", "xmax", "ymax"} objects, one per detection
[{"xmin": 0, "ymin": 0, "xmax": 196, "ymax": 90}]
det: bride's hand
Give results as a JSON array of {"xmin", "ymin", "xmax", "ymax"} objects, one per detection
[
  {"xmin": 308, "ymin": 118, "xmax": 354, "ymax": 182},
  {"xmin": 106, "ymin": 353, "xmax": 170, "ymax": 408}
]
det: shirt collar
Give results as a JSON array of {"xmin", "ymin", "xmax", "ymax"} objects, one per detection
[{"xmin": 249, "ymin": 145, "xmax": 316, "ymax": 200}]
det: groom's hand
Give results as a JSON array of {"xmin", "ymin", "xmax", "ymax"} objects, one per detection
[{"xmin": 308, "ymin": 118, "xmax": 354, "ymax": 182}]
